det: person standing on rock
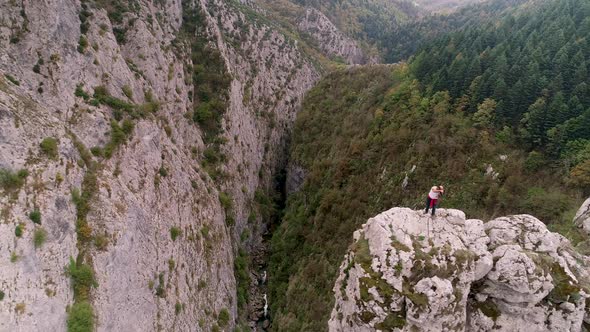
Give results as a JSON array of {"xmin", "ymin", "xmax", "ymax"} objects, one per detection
[{"xmin": 424, "ymin": 185, "xmax": 444, "ymax": 216}]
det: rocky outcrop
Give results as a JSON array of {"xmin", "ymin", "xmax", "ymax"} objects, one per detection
[
  {"xmin": 574, "ymin": 197, "xmax": 590, "ymax": 234},
  {"xmin": 0, "ymin": 0, "xmax": 318, "ymax": 331},
  {"xmin": 298, "ymin": 8, "xmax": 376, "ymax": 65},
  {"xmin": 329, "ymin": 208, "xmax": 590, "ymax": 332}
]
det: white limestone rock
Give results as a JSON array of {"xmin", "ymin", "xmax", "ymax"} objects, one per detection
[
  {"xmin": 574, "ymin": 197, "xmax": 590, "ymax": 234},
  {"xmin": 297, "ymin": 8, "xmax": 377, "ymax": 65},
  {"xmin": 0, "ymin": 0, "xmax": 319, "ymax": 331},
  {"xmin": 329, "ymin": 208, "xmax": 590, "ymax": 332}
]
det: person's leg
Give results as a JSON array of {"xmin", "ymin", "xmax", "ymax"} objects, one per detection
[
  {"xmin": 431, "ymin": 199, "xmax": 437, "ymax": 216},
  {"xmin": 425, "ymin": 197, "xmax": 431, "ymax": 213}
]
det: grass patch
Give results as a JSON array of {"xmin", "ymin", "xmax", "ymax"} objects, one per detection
[
  {"xmin": 94, "ymin": 233, "xmax": 109, "ymax": 250},
  {"xmin": 77, "ymin": 35, "xmax": 88, "ymax": 53},
  {"xmin": 168, "ymin": 258, "xmax": 175, "ymax": 271},
  {"xmin": 473, "ymin": 298, "xmax": 500, "ymax": 321},
  {"xmin": 352, "ymin": 236, "xmax": 372, "ymax": 272},
  {"xmin": 29, "ymin": 209, "xmax": 41, "ymax": 224},
  {"xmin": 4, "ymin": 74, "xmax": 20, "ymax": 85},
  {"xmin": 155, "ymin": 272, "xmax": 166, "ymax": 298},
  {"xmin": 40, "ymin": 137, "xmax": 59, "ymax": 159},
  {"xmin": 15, "ymin": 302, "xmax": 25, "ymax": 315},
  {"xmin": 218, "ymin": 308, "xmax": 230, "ymax": 327},
  {"xmin": 219, "ymin": 192, "xmax": 232, "ymax": 210},
  {"xmin": 0, "ymin": 168, "xmax": 28, "ymax": 191},
  {"xmin": 66, "ymin": 257, "xmax": 97, "ymax": 301},
  {"xmin": 15, "ymin": 224, "xmax": 23, "ymax": 237},
  {"xmin": 375, "ymin": 311, "xmax": 406, "ymax": 330},
  {"xmin": 170, "ymin": 226, "xmax": 182, "ymax": 241},
  {"xmin": 549, "ymin": 261, "xmax": 581, "ymax": 303},
  {"xmin": 33, "ymin": 228, "xmax": 47, "ymax": 248},
  {"xmin": 104, "ymin": 119, "xmax": 134, "ymax": 158},
  {"xmin": 175, "ymin": 302, "xmax": 182, "ymax": 315},
  {"xmin": 67, "ymin": 301, "xmax": 94, "ymax": 332},
  {"xmin": 235, "ymin": 248, "xmax": 250, "ymax": 309},
  {"xmin": 75, "ymin": 84, "xmax": 90, "ymax": 100}
]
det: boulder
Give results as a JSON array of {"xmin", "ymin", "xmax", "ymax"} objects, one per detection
[
  {"xmin": 329, "ymin": 208, "xmax": 590, "ymax": 332},
  {"xmin": 574, "ymin": 197, "xmax": 590, "ymax": 234}
]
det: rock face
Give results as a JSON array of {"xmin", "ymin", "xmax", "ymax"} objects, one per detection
[
  {"xmin": 574, "ymin": 197, "xmax": 590, "ymax": 234},
  {"xmin": 298, "ymin": 8, "xmax": 376, "ymax": 65},
  {"xmin": 329, "ymin": 208, "xmax": 590, "ymax": 332},
  {"xmin": 0, "ymin": 0, "xmax": 318, "ymax": 331}
]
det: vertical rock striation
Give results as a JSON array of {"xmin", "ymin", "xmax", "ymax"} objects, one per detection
[
  {"xmin": 0, "ymin": 0, "xmax": 319, "ymax": 330},
  {"xmin": 297, "ymin": 8, "xmax": 377, "ymax": 65}
]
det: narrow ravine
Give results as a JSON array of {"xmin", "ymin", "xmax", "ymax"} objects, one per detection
[
  {"xmin": 247, "ymin": 237, "xmax": 271, "ymax": 330},
  {"xmin": 246, "ymin": 167, "xmax": 289, "ymax": 330}
]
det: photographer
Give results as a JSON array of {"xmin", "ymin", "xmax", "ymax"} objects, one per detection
[{"xmin": 424, "ymin": 185, "xmax": 444, "ymax": 216}]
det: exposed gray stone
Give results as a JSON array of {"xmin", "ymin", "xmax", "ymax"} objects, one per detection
[
  {"xmin": 574, "ymin": 197, "xmax": 590, "ymax": 234},
  {"xmin": 329, "ymin": 208, "xmax": 590, "ymax": 332},
  {"xmin": 0, "ymin": 0, "xmax": 319, "ymax": 331}
]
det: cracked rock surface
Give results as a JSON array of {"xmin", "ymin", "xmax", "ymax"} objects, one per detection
[{"xmin": 329, "ymin": 207, "xmax": 590, "ymax": 332}]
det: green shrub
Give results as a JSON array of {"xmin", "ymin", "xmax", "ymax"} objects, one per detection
[
  {"xmin": 200, "ymin": 225, "xmax": 210, "ymax": 238},
  {"xmin": 15, "ymin": 224, "xmax": 23, "ymax": 237},
  {"xmin": 240, "ymin": 229, "xmax": 250, "ymax": 242},
  {"xmin": 0, "ymin": 290, "xmax": 4, "ymax": 300},
  {"xmin": 93, "ymin": 86, "xmax": 135, "ymax": 113},
  {"xmin": 40, "ymin": 137, "xmax": 59, "ymax": 159},
  {"xmin": 67, "ymin": 301, "xmax": 94, "ymax": 332},
  {"xmin": 66, "ymin": 258, "xmax": 97, "ymax": 300},
  {"xmin": 0, "ymin": 168, "xmax": 28, "ymax": 191},
  {"xmin": 104, "ymin": 120, "xmax": 134, "ymax": 159},
  {"xmin": 159, "ymin": 166, "xmax": 168, "ymax": 177},
  {"xmin": 122, "ymin": 85, "xmax": 133, "ymax": 100},
  {"xmin": 90, "ymin": 147, "xmax": 103, "ymax": 157},
  {"xmin": 170, "ymin": 226, "xmax": 182, "ymax": 241},
  {"xmin": 155, "ymin": 272, "xmax": 166, "ymax": 298},
  {"xmin": 234, "ymin": 248, "xmax": 249, "ymax": 308},
  {"xmin": 218, "ymin": 308, "xmax": 230, "ymax": 327},
  {"xmin": 74, "ymin": 84, "xmax": 90, "ymax": 100},
  {"xmin": 77, "ymin": 36, "xmax": 88, "ymax": 53},
  {"xmin": 29, "ymin": 209, "xmax": 41, "ymax": 224},
  {"xmin": 168, "ymin": 258, "xmax": 175, "ymax": 271},
  {"xmin": 34, "ymin": 228, "xmax": 47, "ymax": 248},
  {"xmin": 193, "ymin": 103, "xmax": 213, "ymax": 124},
  {"xmin": 4, "ymin": 74, "xmax": 20, "ymax": 85},
  {"xmin": 522, "ymin": 188, "xmax": 570, "ymax": 224},
  {"xmin": 10, "ymin": 252, "xmax": 19, "ymax": 263},
  {"xmin": 219, "ymin": 192, "xmax": 232, "ymax": 211},
  {"xmin": 94, "ymin": 234, "xmax": 109, "ymax": 250},
  {"xmin": 175, "ymin": 302, "xmax": 182, "ymax": 315}
]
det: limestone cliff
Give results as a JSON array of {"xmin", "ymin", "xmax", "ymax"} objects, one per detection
[
  {"xmin": 297, "ymin": 8, "xmax": 376, "ymax": 65},
  {"xmin": 0, "ymin": 0, "xmax": 318, "ymax": 331},
  {"xmin": 329, "ymin": 208, "xmax": 590, "ymax": 331}
]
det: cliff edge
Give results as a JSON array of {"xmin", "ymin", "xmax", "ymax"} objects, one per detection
[{"xmin": 329, "ymin": 208, "xmax": 590, "ymax": 331}]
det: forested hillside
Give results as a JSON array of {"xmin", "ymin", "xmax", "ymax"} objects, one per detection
[
  {"xmin": 412, "ymin": 0, "xmax": 590, "ymax": 193},
  {"xmin": 381, "ymin": 0, "xmax": 527, "ymax": 62},
  {"xmin": 268, "ymin": 65, "xmax": 584, "ymax": 331},
  {"xmin": 255, "ymin": 0, "xmax": 420, "ymax": 63},
  {"xmin": 267, "ymin": 1, "xmax": 590, "ymax": 329}
]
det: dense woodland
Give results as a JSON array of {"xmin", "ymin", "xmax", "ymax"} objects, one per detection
[
  {"xmin": 412, "ymin": 0, "xmax": 590, "ymax": 191},
  {"xmin": 381, "ymin": 0, "xmax": 527, "ymax": 62},
  {"xmin": 268, "ymin": 0, "xmax": 590, "ymax": 330}
]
